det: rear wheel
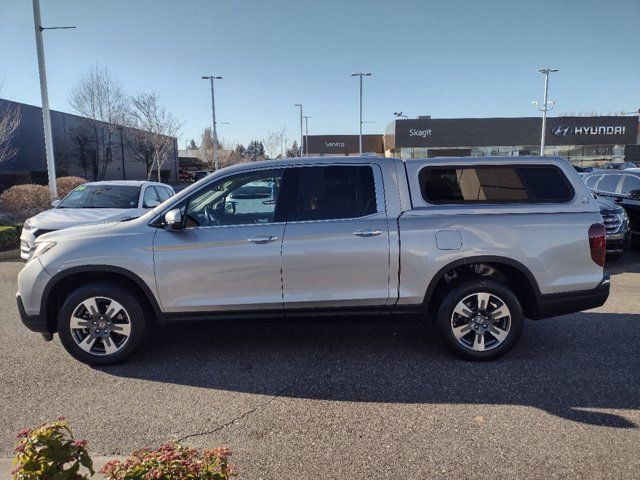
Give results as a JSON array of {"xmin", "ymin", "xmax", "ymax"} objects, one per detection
[
  {"xmin": 57, "ymin": 283, "xmax": 146, "ymax": 366},
  {"xmin": 435, "ymin": 279, "xmax": 523, "ymax": 361}
]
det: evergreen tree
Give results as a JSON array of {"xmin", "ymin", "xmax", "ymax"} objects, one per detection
[
  {"xmin": 187, "ymin": 139, "xmax": 197, "ymax": 150},
  {"xmin": 286, "ymin": 140, "xmax": 300, "ymax": 158},
  {"xmin": 235, "ymin": 144, "xmax": 246, "ymax": 157},
  {"xmin": 246, "ymin": 140, "xmax": 265, "ymax": 161}
]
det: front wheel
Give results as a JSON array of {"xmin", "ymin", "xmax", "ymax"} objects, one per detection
[
  {"xmin": 435, "ymin": 279, "xmax": 524, "ymax": 361},
  {"xmin": 57, "ymin": 283, "xmax": 146, "ymax": 366}
]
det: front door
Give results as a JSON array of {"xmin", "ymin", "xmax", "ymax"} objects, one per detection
[
  {"xmin": 153, "ymin": 168, "xmax": 286, "ymax": 313},
  {"xmin": 281, "ymin": 164, "xmax": 390, "ymax": 310}
]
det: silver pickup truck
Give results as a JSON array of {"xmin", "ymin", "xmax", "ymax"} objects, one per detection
[{"xmin": 17, "ymin": 155, "xmax": 610, "ymax": 365}]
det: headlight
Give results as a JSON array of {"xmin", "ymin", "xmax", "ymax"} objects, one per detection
[
  {"xmin": 28, "ymin": 241, "xmax": 56, "ymax": 262},
  {"xmin": 23, "ymin": 218, "xmax": 36, "ymax": 231}
]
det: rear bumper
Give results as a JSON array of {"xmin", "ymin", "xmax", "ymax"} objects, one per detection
[
  {"xmin": 606, "ymin": 231, "xmax": 631, "ymax": 254},
  {"xmin": 16, "ymin": 294, "xmax": 50, "ymax": 333},
  {"xmin": 530, "ymin": 275, "xmax": 610, "ymax": 319}
]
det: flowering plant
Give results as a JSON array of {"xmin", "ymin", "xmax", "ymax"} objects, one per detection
[
  {"xmin": 12, "ymin": 417, "xmax": 94, "ymax": 480},
  {"xmin": 100, "ymin": 441, "xmax": 234, "ymax": 480}
]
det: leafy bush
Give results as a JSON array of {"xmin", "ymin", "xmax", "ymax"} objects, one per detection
[
  {"xmin": 100, "ymin": 442, "xmax": 234, "ymax": 480},
  {"xmin": 0, "ymin": 225, "xmax": 20, "ymax": 251},
  {"xmin": 0, "ymin": 184, "xmax": 51, "ymax": 222},
  {"xmin": 12, "ymin": 417, "xmax": 94, "ymax": 480},
  {"xmin": 57, "ymin": 176, "xmax": 87, "ymax": 198}
]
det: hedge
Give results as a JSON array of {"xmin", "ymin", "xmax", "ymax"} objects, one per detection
[{"xmin": 0, "ymin": 224, "xmax": 21, "ymax": 251}]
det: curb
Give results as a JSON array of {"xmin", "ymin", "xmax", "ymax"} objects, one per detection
[{"xmin": 0, "ymin": 249, "xmax": 20, "ymax": 262}]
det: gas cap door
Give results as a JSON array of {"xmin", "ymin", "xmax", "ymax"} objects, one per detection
[{"xmin": 436, "ymin": 230, "xmax": 462, "ymax": 250}]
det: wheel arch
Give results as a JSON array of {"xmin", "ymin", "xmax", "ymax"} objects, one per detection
[
  {"xmin": 41, "ymin": 265, "xmax": 164, "ymax": 333},
  {"xmin": 423, "ymin": 256, "xmax": 541, "ymax": 319}
]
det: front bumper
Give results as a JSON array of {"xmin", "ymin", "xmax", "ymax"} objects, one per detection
[
  {"xmin": 606, "ymin": 231, "xmax": 631, "ymax": 254},
  {"xmin": 16, "ymin": 294, "xmax": 49, "ymax": 333},
  {"xmin": 530, "ymin": 274, "xmax": 610, "ymax": 320}
]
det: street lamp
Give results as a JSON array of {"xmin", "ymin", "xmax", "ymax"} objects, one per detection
[
  {"xmin": 294, "ymin": 104, "xmax": 303, "ymax": 157},
  {"xmin": 202, "ymin": 75, "xmax": 223, "ymax": 170},
  {"xmin": 394, "ymin": 112, "xmax": 407, "ymax": 119},
  {"xmin": 351, "ymin": 72, "xmax": 372, "ymax": 154},
  {"xmin": 303, "ymin": 116, "xmax": 311, "ymax": 156},
  {"xmin": 533, "ymin": 67, "xmax": 558, "ymax": 156},
  {"xmin": 32, "ymin": 0, "xmax": 75, "ymax": 199}
]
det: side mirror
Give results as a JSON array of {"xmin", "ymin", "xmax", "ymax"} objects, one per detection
[
  {"xmin": 164, "ymin": 209, "xmax": 184, "ymax": 231},
  {"xmin": 628, "ymin": 189, "xmax": 640, "ymax": 200},
  {"xmin": 51, "ymin": 199, "xmax": 61, "ymax": 207}
]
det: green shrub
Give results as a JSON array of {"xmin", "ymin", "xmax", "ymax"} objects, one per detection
[
  {"xmin": 12, "ymin": 417, "xmax": 94, "ymax": 480},
  {"xmin": 0, "ymin": 225, "xmax": 20, "ymax": 251},
  {"xmin": 100, "ymin": 442, "xmax": 235, "ymax": 480},
  {"xmin": 0, "ymin": 184, "xmax": 51, "ymax": 222}
]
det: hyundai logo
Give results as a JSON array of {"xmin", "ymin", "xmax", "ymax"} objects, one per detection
[{"xmin": 552, "ymin": 126, "xmax": 573, "ymax": 137}]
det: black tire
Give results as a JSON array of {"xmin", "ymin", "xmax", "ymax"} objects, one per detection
[
  {"xmin": 57, "ymin": 282, "xmax": 146, "ymax": 366},
  {"xmin": 435, "ymin": 278, "xmax": 524, "ymax": 361},
  {"xmin": 606, "ymin": 251, "xmax": 624, "ymax": 262}
]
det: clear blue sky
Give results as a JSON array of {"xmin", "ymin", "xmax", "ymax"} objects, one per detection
[{"xmin": 1, "ymin": 0, "xmax": 638, "ymax": 149}]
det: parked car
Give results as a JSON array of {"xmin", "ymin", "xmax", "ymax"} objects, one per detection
[
  {"xmin": 600, "ymin": 162, "xmax": 638, "ymax": 170},
  {"xmin": 583, "ymin": 170, "xmax": 640, "ymax": 246},
  {"xmin": 593, "ymin": 194, "xmax": 630, "ymax": 260},
  {"xmin": 573, "ymin": 165, "xmax": 594, "ymax": 173},
  {"xmin": 17, "ymin": 156, "xmax": 609, "ymax": 365},
  {"xmin": 193, "ymin": 170, "xmax": 211, "ymax": 182},
  {"xmin": 20, "ymin": 181, "xmax": 175, "ymax": 260}
]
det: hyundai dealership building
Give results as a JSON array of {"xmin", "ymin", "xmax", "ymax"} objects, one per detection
[{"xmin": 304, "ymin": 115, "xmax": 639, "ymax": 165}]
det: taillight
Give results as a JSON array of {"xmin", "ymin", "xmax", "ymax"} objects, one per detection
[{"xmin": 588, "ymin": 223, "xmax": 606, "ymax": 267}]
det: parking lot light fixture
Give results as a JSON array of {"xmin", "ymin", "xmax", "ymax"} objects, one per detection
[
  {"xmin": 202, "ymin": 75, "xmax": 223, "ymax": 170},
  {"xmin": 351, "ymin": 72, "xmax": 372, "ymax": 154},
  {"xmin": 294, "ymin": 104, "xmax": 303, "ymax": 157},
  {"xmin": 534, "ymin": 67, "xmax": 558, "ymax": 156},
  {"xmin": 32, "ymin": 0, "xmax": 75, "ymax": 199}
]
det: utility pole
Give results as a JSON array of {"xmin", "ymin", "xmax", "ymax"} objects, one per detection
[
  {"xmin": 351, "ymin": 72, "xmax": 372, "ymax": 154},
  {"xmin": 303, "ymin": 116, "xmax": 311, "ymax": 156},
  {"xmin": 202, "ymin": 75, "xmax": 222, "ymax": 170},
  {"xmin": 294, "ymin": 104, "xmax": 303, "ymax": 157},
  {"xmin": 32, "ymin": 0, "xmax": 75, "ymax": 199},
  {"xmin": 533, "ymin": 67, "xmax": 558, "ymax": 156}
]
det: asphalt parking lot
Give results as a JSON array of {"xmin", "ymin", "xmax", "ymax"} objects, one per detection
[{"xmin": 1, "ymin": 254, "xmax": 640, "ymax": 479}]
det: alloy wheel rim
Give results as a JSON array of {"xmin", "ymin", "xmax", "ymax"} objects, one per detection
[
  {"xmin": 70, "ymin": 296, "xmax": 131, "ymax": 356},
  {"xmin": 450, "ymin": 292, "xmax": 511, "ymax": 352}
]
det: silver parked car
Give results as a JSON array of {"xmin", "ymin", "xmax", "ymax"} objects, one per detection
[
  {"xmin": 16, "ymin": 156, "xmax": 609, "ymax": 365},
  {"xmin": 20, "ymin": 181, "xmax": 175, "ymax": 259}
]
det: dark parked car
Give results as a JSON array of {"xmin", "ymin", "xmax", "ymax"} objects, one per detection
[
  {"xmin": 593, "ymin": 194, "xmax": 630, "ymax": 260},
  {"xmin": 584, "ymin": 170, "xmax": 640, "ymax": 248},
  {"xmin": 193, "ymin": 170, "xmax": 212, "ymax": 182},
  {"xmin": 600, "ymin": 162, "xmax": 638, "ymax": 170}
]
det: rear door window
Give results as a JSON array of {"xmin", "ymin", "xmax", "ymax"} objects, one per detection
[
  {"xmin": 287, "ymin": 165, "xmax": 377, "ymax": 221},
  {"xmin": 585, "ymin": 174, "xmax": 603, "ymax": 188},
  {"xmin": 419, "ymin": 165, "xmax": 573, "ymax": 204},
  {"xmin": 621, "ymin": 175, "xmax": 640, "ymax": 195}
]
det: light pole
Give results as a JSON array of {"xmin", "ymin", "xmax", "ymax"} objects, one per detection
[
  {"xmin": 303, "ymin": 116, "xmax": 311, "ymax": 156},
  {"xmin": 351, "ymin": 72, "xmax": 371, "ymax": 154},
  {"xmin": 294, "ymin": 104, "xmax": 303, "ymax": 157},
  {"xmin": 533, "ymin": 67, "xmax": 558, "ymax": 156},
  {"xmin": 202, "ymin": 75, "xmax": 222, "ymax": 170},
  {"xmin": 32, "ymin": 0, "xmax": 75, "ymax": 199}
]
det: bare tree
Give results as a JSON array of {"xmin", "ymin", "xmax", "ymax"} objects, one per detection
[
  {"xmin": 263, "ymin": 127, "xmax": 286, "ymax": 159},
  {"xmin": 0, "ymin": 99, "xmax": 21, "ymax": 162},
  {"xmin": 127, "ymin": 92, "xmax": 180, "ymax": 181},
  {"xmin": 68, "ymin": 66, "xmax": 128, "ymax": 179}
]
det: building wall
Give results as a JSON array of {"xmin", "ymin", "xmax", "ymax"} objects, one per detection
[{"xmin": 0, "ymin": 99, "xmax": 178, "ymax": 186}]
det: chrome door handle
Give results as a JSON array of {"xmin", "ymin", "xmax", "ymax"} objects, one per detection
[
  {"xmin": 247, "ymin": 234, "xmax": 278, "ymax": 244},
  {"xmin": 353, "ymin": 229, "xmax": 383, "ymax": 237}
]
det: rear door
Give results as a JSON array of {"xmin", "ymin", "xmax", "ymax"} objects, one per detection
[{"xmin": 280, "ymin": 164, "xmax": 390, "ymax": 310}]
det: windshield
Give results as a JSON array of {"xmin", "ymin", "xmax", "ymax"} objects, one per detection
[{"xmin": 58, "ymin": 184, "xmax": 141, "ymax": 209}]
